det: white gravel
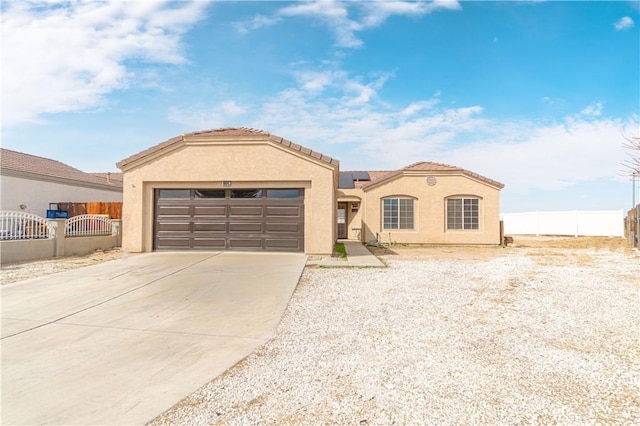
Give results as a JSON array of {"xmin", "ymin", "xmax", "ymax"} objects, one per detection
[{"xmin": 150, "ymin": 247, "xmax": 640, "ymax": 425}]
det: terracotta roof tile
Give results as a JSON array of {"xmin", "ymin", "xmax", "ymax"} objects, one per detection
[
  {"xmin": 347, "ymin": 162, "xmax": 504, "ymax": 190},
  {"xmin": 117, "ymin": 127, "xmax": 339, "ymax": 168},
  {"xmin": 1, "ymin": 148, "xmax": 123, "ymax": 189}
]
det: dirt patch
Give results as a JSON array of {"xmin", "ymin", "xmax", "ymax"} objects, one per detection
[
  {"xmin": 510, "ymin": 235, "xmax": 629, "ymax": 250},
  {"xmin": 368, "ymin": 236, "xmax": 632, "ymax": 261},
  {"xmin": 0, "ymin": 248, "xmax": 127, "ymax": 285}
]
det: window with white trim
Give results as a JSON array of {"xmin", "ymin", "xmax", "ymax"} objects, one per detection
[
  {"xmin": 383, "ymin": 198, "xmax": 414, "ymax": 230},
  {"xmin": 447, "ymin": 197, "xmax": 479, "ymax": 230}
]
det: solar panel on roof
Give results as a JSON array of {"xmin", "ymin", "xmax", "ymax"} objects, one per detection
[
  {"xmin": 338, "ymin": 172, "xmax": 355, "ymax": 189},
  {"xmin": 351, "ymin": 171, "xmax": 370, "ymax": 181}
]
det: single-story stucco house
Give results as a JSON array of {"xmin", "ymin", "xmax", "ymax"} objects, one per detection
[
  {"xmin": 0, "ymin": 148, "xmax": 123, "ymax": 217},
  {"xmin": 116, "ymin": 128, "xmax": 504, "ymax": 255}
]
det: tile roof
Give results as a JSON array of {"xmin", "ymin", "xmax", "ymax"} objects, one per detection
[
  {"xmin": 343, "ymin": 161, "xmax": 504, "ymax": 190},
  {"xmin": 117, "ymin": 127, "xmax": 339, "ymax": 169},
  {"xmin": 0, "ymin": 148, "xmax": 123, "ymax": 189}
]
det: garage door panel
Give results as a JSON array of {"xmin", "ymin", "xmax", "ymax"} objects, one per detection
[
  {"xmin": 265, "ymin": 223, "xmax": 301, "ymax": 233},
  {"xmin": 194, "ymin": 206, "xmax": 226, "ymax": 217},
  {"xmin": 156, "ymin": 238, "xmax": 191, "ymax": 248},
  {"xmin": 193, "ymin": 223, "xmax": 226, "ymax": 232},
  {"xmin": 265, "ymin": 239, "xmax": 302, "ymax": 250},
  {"xmin": 228, "ymin": 238, "xmax": 263, "ymax": 249},
  {"xmin": 229, "ymin": 223, "xmax": 263, "ymax": 232},
  {"xmin": 265, "ymin": 206, "xmax": 302, "ymax": 217},
  {"xmin": 193, "ymin": 238, "xmax": 226, "ymax": 248},
  {"xmin": 229, "ymin": 206, "xmax": 263, "ymax": 217},
  {"xmin": 157, "ymin": 206, "xmax": 191, "ymax": 217},
  {"xmin": 156, "ymin": 222, "xmax": 191, "ymax": 232}
]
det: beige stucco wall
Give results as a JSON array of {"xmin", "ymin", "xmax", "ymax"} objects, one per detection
[
  {"xmin": 120, "ymin": 139, "xmax": 337, "ymax": 255},
  {"xmin": 359, "ymin": 172, "xmax": 502, "ymax": 245},
  {"xmin": 0, "ymin": 174, "xmax": 122, "ymax": 217},
  {"xmin": 337, "ymin": 189, "xmax": 364, "ymax": 241}
]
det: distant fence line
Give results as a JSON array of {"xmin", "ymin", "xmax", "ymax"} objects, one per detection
[
  {"xmin": 500, "ymin": 210, "xmax": 624, "ymax": 237},
  {"xmin": 625, "ymin": 204, "xmax": 639, "ymax": 248},
  {"xmin": 0, "ymin": 211, "xmax": 121, "ymax": 265}
]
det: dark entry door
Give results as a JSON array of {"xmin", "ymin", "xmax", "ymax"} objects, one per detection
[
  {"xmin": 337, "ymin": 203, "xmax": 347, "ymax": 239},
  {"xmin": 154, "ymin": 188, "xmax": 304, "ymax": 252}
]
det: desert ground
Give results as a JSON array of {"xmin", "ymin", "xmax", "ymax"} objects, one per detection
[{"xmin": 2, "ymin": 237, "xmax": 638, "ymax": 425}]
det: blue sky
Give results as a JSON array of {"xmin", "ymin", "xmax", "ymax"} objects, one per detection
[{"xmin": 2, "ymin": 0, "xmax": 639, "ymax": 212}]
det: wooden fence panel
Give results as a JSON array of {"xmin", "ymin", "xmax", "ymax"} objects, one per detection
[
  {"xmin": 56, "ymin": 202, "xmax": 122, "ymax": 219},
  {"xmin": 57, "ymin": 202, "xmax": 87, "ymax": 217},
  {"xmin": 86, "ymin": 202, "xmax": 123, "ymax": 219}
]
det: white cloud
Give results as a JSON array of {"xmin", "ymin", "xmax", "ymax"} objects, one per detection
[
  {"xmin": 280, "ymin": 0, "xmax": 362, "ymax": 48},
  {"xmin": 581, "ymin": 101, "xmax": 604, "ymax": 117},
  {"xmin": 220, "ymin": 101, "xmax": 247, "ymax": 116},
  {"xmin": 614, "ymin": 16, "xmax": 634, "ymax": 31},
  {"xmin": 440, "ymin": 115, "xmax": 638, "ymax": 193},
  {"xmin": 232, "ymin": 14, "xmax": 281, "ymax": 35},
  {"xmin": 360, "ymin": 0, "xmax": 461, "ymax": 28},
  {"xmin": 168, "ymin": 100, "xmax": 249, "ymax": 130},
  {"xmin": 255, "ymin": 71, "xmax": 637, "ymax": 193},
  {"xmin": 235, "ymin": 0, "xmax": 461, "ymax": 48},
  {"xmin": 1, "ymin": 0, "xmax": 208, "ymax": 127},
  {"xmin": 165, "ymin": 59, "xmax": 637, "ymax": 195}
]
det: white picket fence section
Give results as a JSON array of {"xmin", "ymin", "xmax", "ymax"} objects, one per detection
[
  {"xmin": 501, "ymin": 210, "xmax": 624, "ymax": 237},
  {"xmin": 65, "ymin": 214, "xmax": 112, "ymax": 237},
  {"xmin": 0, "ymin": 211, "xmax": 114, "ymax": 240},
  {"xmin": 0, "ymin": 211, "xmax": 53, "ymax": 240}
]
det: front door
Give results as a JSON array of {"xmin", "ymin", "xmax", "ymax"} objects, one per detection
[{"xmin": 337, "ymin": 203, "xmax": 347, "ymax": 239}]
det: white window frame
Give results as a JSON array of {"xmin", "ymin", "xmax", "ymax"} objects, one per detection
[
  {"xmin": 447, "ymin": 197, "xmax": 480, "ymax": 230},
  {"xmin": 382, "ymin": 198, "xmax": 415, "ymax": 230}
]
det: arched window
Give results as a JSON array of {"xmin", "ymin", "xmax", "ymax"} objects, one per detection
[
  {"xmin": 447, "ymin": 197, "xmax": 480, "ymax": 230},
  {"xmin": 382, "ymin": 197, "xmax": 414, "ymax": 230}
]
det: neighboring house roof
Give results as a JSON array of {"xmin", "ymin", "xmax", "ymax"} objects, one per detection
[
  {"xmin": 0, "ymin": 148, "xmax": 123, "ymax": 190},
  {"xmin": 117, "ymin": 127, "xmax": 339, "ymax": 170},
  {"xmin": 342, "ymin": 161, "xmax": 504, "ymax": 190}
]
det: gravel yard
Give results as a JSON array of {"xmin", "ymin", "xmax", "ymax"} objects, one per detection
[
  {"xmin": 0, "ymin": 248, "xmax": 126, "ymax": 284},
  {"xmin": 3, "ymin": 239, "xmax": 638, "ymax": 424},
  {"xmin": 149, "ymin": 238, "xmax": 639, "ymax": 425}
]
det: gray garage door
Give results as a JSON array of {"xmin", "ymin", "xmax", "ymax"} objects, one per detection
[{"xmin": 154, "ymin": 188, "xmax": 304, "ymax": 252}]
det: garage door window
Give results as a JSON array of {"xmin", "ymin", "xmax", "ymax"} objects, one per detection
[
  {"xmin": 158, "ymin": 189, "xmax": 190, "ymax": 198},
  {"xmin": 231, "ymin": 189, "xmax": 263, "ymax": 198},
  {"xmin": 195, "ymin": 189, "xmax": 225, "ymax": 198},
  {"xmin": 266, "ymin": 189, "xmax": 301, "ymax": 198}
]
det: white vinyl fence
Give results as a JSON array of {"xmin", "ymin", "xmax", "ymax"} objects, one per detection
[
  {"xmin": 0, "ymin": 211, "xmax": 121, "ymax": 264},
  {"xmin": 500, "ymin": 210, "xmax": 624, "ymax": 237}
]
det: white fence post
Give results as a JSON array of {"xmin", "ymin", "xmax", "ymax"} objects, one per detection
[
  {"xmin": 112, "ymin": 220, "xmax": 122, "ymax": 247},
  {"xmin": 48, "ymin": 219, "xmax": 66, "ymax": 257}
]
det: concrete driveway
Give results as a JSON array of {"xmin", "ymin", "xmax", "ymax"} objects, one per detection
[{"xmin": 1, "ymin": 251, "xmax": 307, "ymax": 425}]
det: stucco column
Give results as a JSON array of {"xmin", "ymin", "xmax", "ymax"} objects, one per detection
[
  {"xmin": 48, "ymin": 219, "xmax": 66, "ymax": 257},
  {"xmin": 111, "ymin": 220, "xmax": 122, "ymax": 247}
]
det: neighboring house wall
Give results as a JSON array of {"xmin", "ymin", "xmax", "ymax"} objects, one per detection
[
  {"xmin": 1, "ymin": 174, "xmax": 122, "ymax": 216},
  {"xmin": 360, "ymin": 174, "xmax": 502, "ymax": 245},
  {"xmin": 120, "ymin": 140, "xmax": 338, "ymax": 255}
]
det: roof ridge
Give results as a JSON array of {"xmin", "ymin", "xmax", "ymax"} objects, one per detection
[
  {"xmin": 117, "ymin": 127, "xmax": 338, "ymax": 169},
  {"xmin": 1, "ymin": 148, "xmax": 123, "ymax": 188},
  {"xmin": 403, "ymin": 161, "xmax": 461, "ymax": 170},
  {"xmin": 1, "ymin": 148, "xmax": 85, "ymax": 172}
]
